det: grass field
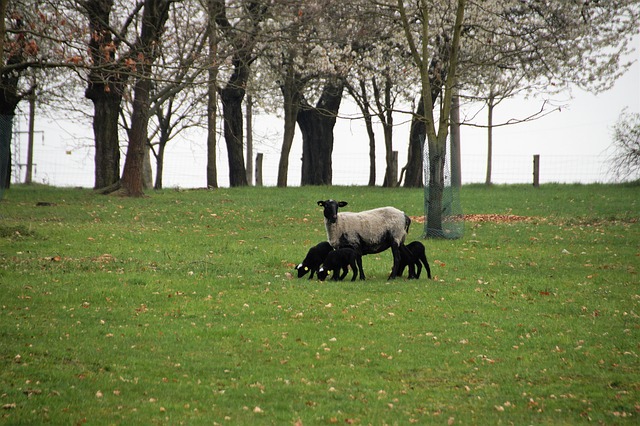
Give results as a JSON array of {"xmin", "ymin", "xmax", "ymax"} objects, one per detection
[{"xmin": 0, "ymin": 183, "xmax": 638, "ymax": 425}]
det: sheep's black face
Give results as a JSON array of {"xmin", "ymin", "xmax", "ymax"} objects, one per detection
[
  {"xmin": 317, "ymin": 199, "xmax": 347, "ymax": 224},
  {"xmin": 295, "ymin": 263, "xmax": 310, "ymax": 278}
]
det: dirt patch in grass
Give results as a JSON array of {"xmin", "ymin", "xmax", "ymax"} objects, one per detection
[
  {"xmin": 0, "ymin": 224, "xmax": 39, "ymax": 239},
  {"xmin": 410, "ymin": 214, "xmax": 638, "ymax": 227},
  {"xmin": 410, "ymin": 214, "xmax": 544, "ymax": 224}
]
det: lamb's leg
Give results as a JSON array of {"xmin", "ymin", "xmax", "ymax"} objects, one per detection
[
  {"xmin": 338, "ymin": 266, "xmax": 349, "ymax": 281},
  {"xmin": 407, "ymin": 261, "xmax": 417, "ymax": 279},
  {"xmin": 414, "ymin": 261, "xmax": 422, "ymax": 279},
  {"xmin": 420, "ymin": 252, "xmax": 432, "ymax": 279},
  {"xmin": 331, "ymin": 268, "xmax": 340, "ymax": 281},
  {"xmin": 400, "ymin": 244, "xmax": 413, "ymax": 278}
]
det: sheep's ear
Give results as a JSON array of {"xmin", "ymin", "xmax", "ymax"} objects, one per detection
[
  {"xmin": 317, "ymin": 200, "xmax": 325, "ymax": 206},
  {"xmin": 338, "ymin": 201, "xmax": 348, "ymax": 207}
]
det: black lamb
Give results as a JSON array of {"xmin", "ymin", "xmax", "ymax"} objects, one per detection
[
  {"xmin": 398, "ymin": 241, "xmax": 432, "ymax": 279},
  {"xmin": 295, "ymin": 241, "xmax": 333, "ymax": 279},
  {"xmin": 317, "ymin": 248, "xmax": 363, "ymax": 282}
]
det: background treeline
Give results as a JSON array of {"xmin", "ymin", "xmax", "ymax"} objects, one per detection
[{"xmin": 1, "ymin": 0, "xmax": 638, "ymax": 197}]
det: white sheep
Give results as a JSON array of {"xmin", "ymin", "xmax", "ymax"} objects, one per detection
[{"xmin": 317, "ymin": 199, "xmax": 411, "ymax": 280}]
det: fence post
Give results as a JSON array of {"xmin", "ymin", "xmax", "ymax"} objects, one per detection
[
  {"xmin": 533, "ymin": 154, "xmax": 540, "ymax": 187},
  {"xmin": 255, "ymin": 153, "xmax": 263, "ymax": 186}
]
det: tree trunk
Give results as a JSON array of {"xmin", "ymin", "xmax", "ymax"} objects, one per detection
[
  {"xmin": 277, "ymin": 89, "xmax": 300, "ymax": 187},
  {"xmin": 380, "ymin": 78, "xmax": 395, "ymax": 187},
  {"xmin": 402, "ymin": 20, "xmax": 453, "ymax": 189},
  {"xmin": 347, "ymin": 79, "xmax": 376, "ymax": 186},
  {"xmin": 485, "ymin": 95, "xmax": 494, "ymax": 185},
  {"xmin": 25, "ymin": 93, "xmax": 35, "ymax": 184},
  {"xmin": 450, "ymin": 94, "xmax": 462, "ymax": 188},
  {"xmin": 277, "ymin": 64, "xmax": 301, "ymax": 188},
  {"xmin": 142, "ymin": 141, "xmax": 153, "ymax": 189},
  {"xmin": 120, "ymin": 0, "xmax": 172, "ymax": 197},
  {"xmin": 89, "ymin": 94, "xmax": 121, "ymax": 189},
  {"xmin": 154, "ymin": 139, "xmax": 166, "ymax": 190},
  {"xmin": 403, "ymin": 99, "xmax": 425, "ymax": 188},
  {"xmin": 424, "ymin": 0, "xmax": 466, "ymax": 237},
  {"xmin": 0, "ymin": 114, "xmax": 13, "ymax": 190},
  {"xmin": 426, "ymin": 142, "xmax": 446, "ymax": 233},
  {"xmin": 366, "ymin": 117, "xmax": 376, "ymax": 187},
  {"xmin": 0, "ymin": 8, "xmax": 29, "ymax": 190},
  {"xmin": 84, "ymin": 0, "xmax": 123, "ymax": 190},
  {"xmin": 121, "ymin": 76, "xmax": 151, "ymax": 196},
  {"xmin": 213, "ymin": 0, "xmax": 267, "ymax": 188},
  {"xmin": 397, "ymin": 0, "xmax": 465, "ymax": 235},
  {"xmin": 246, "ymin": 94, "xmax": 253, "ymax": 185},
  {"xmin": 206, "ymin": 0, "xmax": 219, "ymax": 188},
  {"xmin": 297, "ymin": 80, "xmax": 344, "ymax": 186},
  {"xmin": 219, "ymin": 84, "xmax": 248, "ymax": 187}
]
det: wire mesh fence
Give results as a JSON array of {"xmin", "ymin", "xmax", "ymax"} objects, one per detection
[
  {"xmin": 5, "ymin": 122, "xmax": 638, "ymax": 188},
  {"xmin": 7, "ymin": 147, "xmax": 622, "ymax": 189}
]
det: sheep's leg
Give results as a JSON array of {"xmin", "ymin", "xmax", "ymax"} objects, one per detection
[
  {"xmin": 349, "ymin": 260, "xmax": 358, "ymax": 281},
  {"xmin": 388, "ymin": 243, "xmax": 401, "ymax": 280},
  {"xmin": 356, "ymin": 256, "xmax": 365, "ymax": 280},
  {"xmin": 399, "ymin": 244, "xmax": 412, "ymax": 278}
]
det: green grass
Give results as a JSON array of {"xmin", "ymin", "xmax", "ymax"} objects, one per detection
[{"xmin": 0, "ymin": 183, "xmax": 638, "ymax": 424}]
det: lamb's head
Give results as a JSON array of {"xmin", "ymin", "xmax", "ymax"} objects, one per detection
[
  {"xmin": 317, "ymin": 266, "xmax": 329, "ymax": 281},
  {"xmin": 295, "ymin": 263, "xmax": 310, "ymax": 278},
  {"xmin": 317, "ymin": 199, "xmax": 348, "ymax": 224}
]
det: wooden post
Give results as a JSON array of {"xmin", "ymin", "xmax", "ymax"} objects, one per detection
[
  {"xmin": 533, "ymin": 154, "xmax": 540, "ymax": 188},
  {"xmin": 255, "ymin": 153, "xmax": 263, "ymax": 186}
]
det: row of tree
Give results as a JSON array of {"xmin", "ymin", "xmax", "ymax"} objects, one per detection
[{"xmin": 1, "ymin": 0, "xmax": 638, "ymax": 233}]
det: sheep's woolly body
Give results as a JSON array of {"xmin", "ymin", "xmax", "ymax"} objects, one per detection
[
  {"xmin": 324, "ymin": 207, "xmax": 409, "ymax": 255},
  {"xmin": 318, "ymin": 200, "xmax": 410, "ymax": 279}
]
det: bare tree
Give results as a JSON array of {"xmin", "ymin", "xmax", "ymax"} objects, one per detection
[
  {"xmin": 297, "ymin": 77, "xmax": 345, "ymax": 185},
  {"xmin": 461, "ymin": 0, "xmax": 640, "ymax": 185},
  {"xmin": 210, "ymin": 0, "xmax": 268, "ymax": 187},
  {"xmin": 398, "ymin": 0, "xmax": 466, "ymax": 236},
  {"xmin": 129, "ymin": 1, "xmax": 209, "ymax": 190},
  {"xmin": 82, "ymin": 0, "xmax": 131, "ymax": 189},
  {"xmin": 609, "ymin": 109, "xmax": 640, "ymax": 182},
  {"xmin": 255, "ymin": 0, "xmax": 355, "ymax": 187},
  {"xmin": 1, "ymin": 0, "xmax": 78, "ymax": 189},
  {"xmin": 114, "ymin": 0, "xmax": 174, "ymax": 197},
  {"xmin": 205, "ymin": 0, "xmax": 219, "ymax": 189}
]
